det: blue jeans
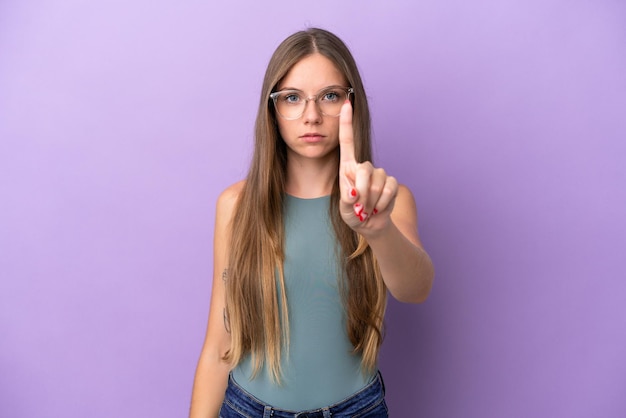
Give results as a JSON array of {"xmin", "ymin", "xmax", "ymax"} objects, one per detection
[{"xmin": 219, "ymin": 371, "xmax": 389, "ymax": 418}]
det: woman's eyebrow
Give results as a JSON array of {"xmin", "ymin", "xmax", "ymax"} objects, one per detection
[
  {"xmin": 278, "ymin": 85, "xmax": 345, "ymax": 92},
  {"xmin": 276, "ymin": 86, "xmax": 302, "ymax": 92}
]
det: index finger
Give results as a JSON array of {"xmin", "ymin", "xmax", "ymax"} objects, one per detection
[{"xmin": 339, "ymin": 100, "xmax": 356, "ymax": 164}]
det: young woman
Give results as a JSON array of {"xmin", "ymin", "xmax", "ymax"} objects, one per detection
[{"xmin": 189, "ymin": 28, "xmax": 434, "ymax": 418}]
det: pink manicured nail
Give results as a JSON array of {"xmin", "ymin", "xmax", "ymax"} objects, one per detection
[
  {"xmin": 372, "ymin": 208, "xmax": 378, "ymax": 215},
  {"xmin": 354, "ymin": 203, "xmax": 363, "ymax": 216},
  {"xmin": 359, "ymin": 212, "xmax": 369, "ymax": 222}
]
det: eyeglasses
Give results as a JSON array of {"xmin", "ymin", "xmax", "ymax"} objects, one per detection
[{"xmin": 269, "ymin": 86, "xmax": 354, "ymax": 120}]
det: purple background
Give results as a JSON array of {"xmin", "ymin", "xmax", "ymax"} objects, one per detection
[{"xmin": 1, "ymin": 1, "xmax": 625, "ymax": 417}]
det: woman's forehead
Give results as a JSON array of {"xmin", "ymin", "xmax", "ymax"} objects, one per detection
[{"xmin": 279, "ymin": 53, "xmax": 346, "ymax": 91}]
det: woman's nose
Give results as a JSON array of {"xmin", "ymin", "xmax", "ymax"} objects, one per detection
[{"xmin": 302, "ymin": 98, "xmax": 322, "ymax": 123}]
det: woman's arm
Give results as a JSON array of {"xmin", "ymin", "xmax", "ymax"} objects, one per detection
[
  {"xmin": 189, "ymin": 183, "xmax": 242, "ymax": 418},
  {"xmin": 338, "ymin": 102, "xmax": 434, "ymax": 303},
  {"xmin": 361, "ymin": 184, "xmax": 434, "ymax": 303}
]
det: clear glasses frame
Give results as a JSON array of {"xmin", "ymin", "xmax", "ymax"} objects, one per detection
[{"xmin": 269, "ymin": 86, "xmax": 354, "ymax": 120}]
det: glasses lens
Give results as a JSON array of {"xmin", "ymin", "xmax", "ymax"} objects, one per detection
[
  {"xmin": 274, "ymin": 91, "xmax": 305, "ymax": 120},
  {"xmin": 317, "ymin": 88, "xmax": 349, "ymax": 117}
]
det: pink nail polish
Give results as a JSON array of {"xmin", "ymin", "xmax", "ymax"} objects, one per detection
[
  {"xmin": 354, "ymin": 203, "xmax": 363, "ymax": 216},
  {"xmin": 350, "ymin": 188, "xmax": 357, "ymax": 197},
  {"xmin": 359, "ymin": 212, "xmax": 369, "ymax": 222}
]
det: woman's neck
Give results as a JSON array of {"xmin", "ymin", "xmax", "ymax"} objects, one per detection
[{"xmin": 284, "ymin": 153, "xmax": 338, "ymax": 198}]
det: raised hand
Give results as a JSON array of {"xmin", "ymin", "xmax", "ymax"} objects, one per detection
[{"xmin": 338, "ymin": 100, "xmax": 399, "ymax": 235}]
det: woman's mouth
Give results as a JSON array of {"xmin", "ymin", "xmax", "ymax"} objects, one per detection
[{"xmin": 300, "ymin": 133, "xmax": 325, "ymax": 142}]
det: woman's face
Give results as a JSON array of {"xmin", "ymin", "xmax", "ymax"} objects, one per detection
[{"xmin": 275, "ymin": 53, "xmax": 348, "ymax": 163}]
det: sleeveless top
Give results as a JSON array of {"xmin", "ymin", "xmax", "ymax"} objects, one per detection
[{"xmin": 231, "ymin": 195, "xmax": 373, "ymax": 410}]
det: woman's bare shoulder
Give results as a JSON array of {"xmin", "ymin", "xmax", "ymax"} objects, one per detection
[
  {"xmin": 216, "ymin": 180, "xmax": 245, "ymax": 212},
  {"xmin": 214, "ymin": 181, "xmax": 246, "ymax": 244}
]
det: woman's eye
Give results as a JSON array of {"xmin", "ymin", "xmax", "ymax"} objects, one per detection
[
  {"xmin": 283, "ymin": 94, "xmax": 301, "ymax": 104},
  {"xmin": 321, "ymin": 91, "xmax": 340, "ymax": 102}
]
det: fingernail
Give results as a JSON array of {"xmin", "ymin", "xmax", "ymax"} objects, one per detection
[
  {"xmin": 350, "ymin": 188, "xmax": 357, "ymax": 197},
  {"xmin": 373, "ymin": 208, "xmax": 378, "ymax": 215},
  {"xmin": 354, "ymin": 203, "xmax": 363, "ymax": 216},
  {"xmin": 359, "ymin": 212, "xmax": 369, "ymax": 222}
]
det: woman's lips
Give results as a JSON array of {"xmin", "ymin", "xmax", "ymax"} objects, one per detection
[{"xmin": 300, "ymin": 133, "xmax": 325, "ymax": 143}]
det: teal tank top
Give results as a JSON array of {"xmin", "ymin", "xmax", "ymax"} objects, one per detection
[{"xmin": 231, "ymin": 195, "xmax": 373, "ymax": 410}]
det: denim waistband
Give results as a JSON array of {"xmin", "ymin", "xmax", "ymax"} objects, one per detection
[{"xmin": 222, "ymin": 371, "xmax": 386, "ymax": 418}]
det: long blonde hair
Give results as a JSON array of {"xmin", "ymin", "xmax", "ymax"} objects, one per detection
[{"xmin": 224, "ymin": 28, "xmax": 386, "ymax": 382}]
